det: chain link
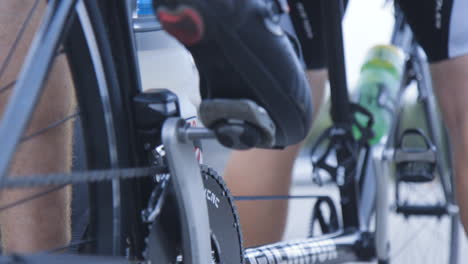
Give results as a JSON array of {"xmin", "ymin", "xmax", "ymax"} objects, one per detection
[{"xmin": 0, "ymin": 166, "xmax": 168, "ymax": 188}]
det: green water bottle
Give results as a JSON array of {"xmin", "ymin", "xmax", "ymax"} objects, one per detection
[{"xmin": 353, "ymin": 45, "xmax": 405, "ymax": 145}]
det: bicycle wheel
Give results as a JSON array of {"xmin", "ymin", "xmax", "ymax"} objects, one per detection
[
  {"xmin": 0, "ymin": 0, "xmax": 150, "ymax": 260},
  {"xmin": 387, "ymin": 46, "xmax": 459, "ymax": 264}
]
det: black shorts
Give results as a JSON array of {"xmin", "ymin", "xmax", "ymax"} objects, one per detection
[{"xmin": 288, "ymin": 0, "xmax": 468, "ymax": 69}]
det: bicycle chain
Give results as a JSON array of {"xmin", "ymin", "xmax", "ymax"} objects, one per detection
[{"xmin": 0, "ymin": 166, "xmax": 168, "ymax": 188}]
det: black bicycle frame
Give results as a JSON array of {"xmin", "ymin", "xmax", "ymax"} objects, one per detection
[
  {"xmin": 321, "ymin": 0, "xmax": 364, "ymax": 230},
  {"xmin": 322, "ymin": 0, "xmax": 352, "ymax": 124}
]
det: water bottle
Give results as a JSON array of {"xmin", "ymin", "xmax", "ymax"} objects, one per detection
[{"xmin": 352, "ymin": 45, "xmax": 405, "ymax": 145}]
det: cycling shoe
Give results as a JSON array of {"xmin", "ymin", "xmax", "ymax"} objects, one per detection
[{"xmin": 153, "ymin": 0, "xmax": 313, "ymax": 149}]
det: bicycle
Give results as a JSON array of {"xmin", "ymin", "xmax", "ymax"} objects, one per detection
[{"xmin": 0, "ymin": 0, "xmax": 461, "ymax": 264}]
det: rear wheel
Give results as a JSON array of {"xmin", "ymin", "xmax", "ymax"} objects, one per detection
[{"xmin": 0, "ymin": 0, "xmax": 148, "ymax": 259}]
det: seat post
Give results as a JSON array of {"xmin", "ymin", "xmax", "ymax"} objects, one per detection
[{"xmin": 321, "ymin": 0, "xmax": 351, "ymax": 126}]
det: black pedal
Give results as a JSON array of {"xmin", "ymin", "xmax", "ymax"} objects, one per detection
[
  {"xmin": 199, "ymin": 99, "xmax": 276, "ymax": 149},
  {"xmin": 394, "ymin": 129, "xmax": 436, "ymax": 183},
  {"xmin": 133, "ymin": 89, "xmax": 180, "ymax": 148}
]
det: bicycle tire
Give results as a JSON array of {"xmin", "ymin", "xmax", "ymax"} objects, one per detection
[{"xmin": 67, "ymin": 0, "xmax": 151, "ymax": 258}]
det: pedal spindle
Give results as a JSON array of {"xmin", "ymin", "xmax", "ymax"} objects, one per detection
[{"xmin": 394, "ymin": 128, "xmax": 436, "ymax": 183}]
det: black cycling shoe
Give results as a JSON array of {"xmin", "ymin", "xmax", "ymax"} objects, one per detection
[{"xmin": 153, "ymin": 0, "xmax": 313, "ymax": 149}]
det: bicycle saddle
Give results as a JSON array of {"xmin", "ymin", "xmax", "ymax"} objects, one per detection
[{"xmin": 153, "ymin": 0, "xmax": 313, "ymax": 149}]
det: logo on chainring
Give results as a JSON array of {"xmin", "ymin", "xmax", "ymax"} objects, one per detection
[{"xmin": 205, "ymin": 188, "xmax": 220, "ymax": 208}]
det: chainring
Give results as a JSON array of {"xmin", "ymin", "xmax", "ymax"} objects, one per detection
[{"xmin": 146, "ymin": 165, "xmax": 243, "ymax": 263}]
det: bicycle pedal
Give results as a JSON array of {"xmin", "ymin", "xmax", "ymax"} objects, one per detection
[
  {"xmin": 394, "ymin": 129, "xmax": 436, "ymax": 183},
  {"xmin": 199, "ymin": 99, "xmax": 276, "ymax": 149}
]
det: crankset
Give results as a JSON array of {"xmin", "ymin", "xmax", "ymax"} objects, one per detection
[{"xmin": 144, "ymin": 165, "xmax": 243, "ymax": 264}]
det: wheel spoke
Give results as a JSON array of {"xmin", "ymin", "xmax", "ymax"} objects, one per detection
[
  {"xmin": 0, "ymin": 184, "xmax": 67, "ymax": 213},
  {"xmin": 0, "ymin": 0, "xmax": 41, "ymax": 81},
  {"xmin": 21, "ymin": 111, "xmax": 80, "ymax": 142},
  {"xmin": 0, "ymin": 80, "xmax": 16, "ymax": 95},
  {"xmin": 390, "ymin": 213, "xmax": 452, "ymax": 263},
  {"xmin": 392, "ymin": 220, "xmax": 428, "ymax": 259},
  {"xmin": 48, "ymin": 239, "xmax": 95, "ymax": 253}
]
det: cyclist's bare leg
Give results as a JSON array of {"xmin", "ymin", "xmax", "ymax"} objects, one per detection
[
  {"xmin": 430, "ymin": 54, "xmax": 468, "ymax": 233},
  {"xmin": 0, "ymin": 1, "xmax": 73, "ymax": 253},
  {"xmin": 225, "ymin": 69, "xmax": 327, "ymax": 247}
]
